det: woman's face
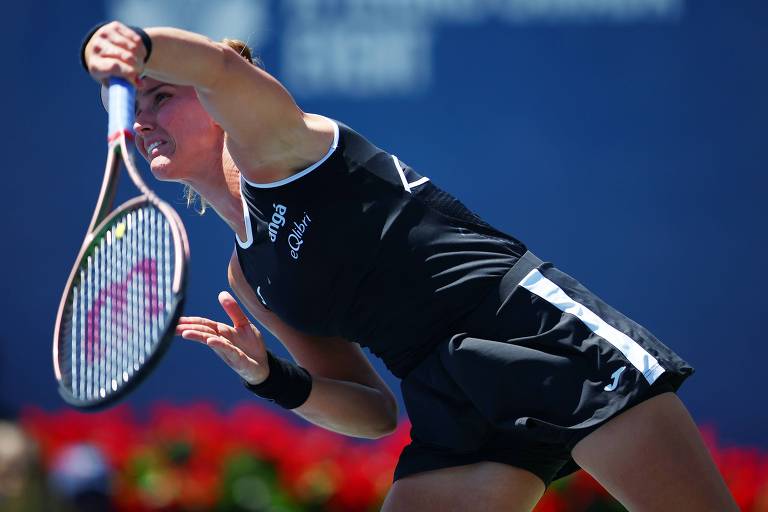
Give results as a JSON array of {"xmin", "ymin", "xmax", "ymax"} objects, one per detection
[{"xmin": 133, "ymin": 78, "xmax": 222, "ymax": 181}]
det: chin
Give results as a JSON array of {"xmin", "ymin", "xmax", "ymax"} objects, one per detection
[{"xmin": 149, "ymin": 158, "xmax": 179, "ymax": 181}]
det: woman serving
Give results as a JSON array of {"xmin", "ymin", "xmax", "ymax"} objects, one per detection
[{"xmin": 82, "ymin": 21, "xmax": 738, "ymax": 511}]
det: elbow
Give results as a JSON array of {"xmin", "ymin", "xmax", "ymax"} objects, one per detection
[
  {"xmin": 343, "ymin": 393, "xmax": 399, "ymax": 440},
  {"xmin": 356, "ymin": 417, "xmax": 398, "ymax": 440},
  {"xmin": 366, "ymin": 397, "xmax": 399, "ymax": 439},
  {"xmin": 196, "ymin": 42, "xmax": 240, "ymax": 93},
  {"xmin": 369, "ymin": 417, "xmax": 399, "ymax": 439}
]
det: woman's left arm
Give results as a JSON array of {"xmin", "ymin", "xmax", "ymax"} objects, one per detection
[{"xmin": 178, "ymin": 288, "xmax": 400, "ymax": 439}]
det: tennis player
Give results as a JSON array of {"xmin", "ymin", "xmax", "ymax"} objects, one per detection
[{"xmin": 82, "ymin": 21, "xmax": 738, "ymax": 511}]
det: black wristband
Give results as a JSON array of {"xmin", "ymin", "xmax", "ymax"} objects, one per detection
[
  {"xmin": 243, "ymin": 351, "xmax": 312, "ymax": 409},
  {"xmin": 127, "ymin": 25, "xmax": 153, "ymax": 65},
  {"xmin": 80, "ymin": 22, "xmax": 107, "ymax": 71},
  {"xmin": 80, "ymin": 22, "xmax": 153, "ymax": 72}
]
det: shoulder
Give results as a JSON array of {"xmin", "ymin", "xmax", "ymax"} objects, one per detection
[{"xmin": 233, "ymin": 113, "xmax": 340, "ymax": 186}]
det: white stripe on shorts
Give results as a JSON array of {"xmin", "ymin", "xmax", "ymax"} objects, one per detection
[{"xmin": 519, "ymin": 269, "xmax": 665, "ymax": 385}]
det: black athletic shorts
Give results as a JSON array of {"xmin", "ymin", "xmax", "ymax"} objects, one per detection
[{"xmin": 393, "ymin": 251, "xmax": 694, "ymax": 487}]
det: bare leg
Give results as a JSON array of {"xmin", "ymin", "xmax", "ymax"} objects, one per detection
[
  {"xmin": 572, "ymin": 392, "xmax": 738, "ymax": 512},
  {"xmin": 381, "ymin": 461, "xmax": 545, "ymax": 512}
]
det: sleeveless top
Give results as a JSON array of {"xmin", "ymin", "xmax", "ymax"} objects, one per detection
[{"xmin": 235, "ymin": 119, "xmax": 526, "ymax": 378}]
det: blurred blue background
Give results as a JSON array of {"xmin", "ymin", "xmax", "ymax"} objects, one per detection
[{"xmin": 3, "ymin": 0, "xmax": 766, "ymax": 449}]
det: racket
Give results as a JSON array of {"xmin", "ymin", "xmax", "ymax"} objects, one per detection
[{"xmin": 53, "ymin": 78, "xmax": 190, "ymax": 410}]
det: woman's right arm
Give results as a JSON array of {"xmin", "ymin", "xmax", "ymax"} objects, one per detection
[
  {"xmin": 83, "ymin": 22, "xmax": 326, "ymax": 174},
  {"xmin": 179, "ymin": 251, "xmax": 398, "ymax": 439}
]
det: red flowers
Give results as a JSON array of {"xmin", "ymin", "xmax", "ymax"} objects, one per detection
[
  {"xmin": 19, "ymin": 404, "xmax": 768, "ymax": 511},
  {"xmin": 21, "ymin": 403, "xmax": 408, "ymax": 511}
]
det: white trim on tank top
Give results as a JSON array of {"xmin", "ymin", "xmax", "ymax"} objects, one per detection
[
  {"xmin": 236, "ymin": 117, "xmax": 339, "ymax": 248},
  {"xmin": 240, "ymin": 118, "xmax": 340, "ymax": 189},
  {"xmin": 235, "ymin": 177, "xmax": 254, "ymax": 248}
]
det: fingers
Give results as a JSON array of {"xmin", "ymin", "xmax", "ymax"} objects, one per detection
[
  {"xmin": 113, "ymin": 22, "xmax": 142, "ymax": 46},
  {"xmin": 206, "ymin": 336, "xmax": 242, "ymax": 359},
  {"xmin": 178, "ymin": 291, "xmax": 255, "ymax": 348},
  {"xmin": 218, "ymin": 291, "xmax": 251, "ymax": 329},
  {"xmin": 178, "ymin": 329, "xmax": 214, "ymax": 344},
  {"xmin": 86, "ymin": 21, "xmax": 145, "ymax": 83},
  {"xmin": 179, "ymin": 312, "xmax": 267, "ymax": 383},
  {"xmin": 178, "ymin": 316, "xmax": 220, "ymax": 331},
  {"xmin": 179, "ymin": 330, "xmax": 243, "ymax": 358},
  {"xmin": 96, "ymin": 46, "xmax": 139, "ymax": 66},
  {"xmin": 177, "ymin": 321, "xmax": 235, "ymax": 341},
  {"xmin": 175, "ymin": 323, "xmax": 216, "ymax": 337},
  {"xmin": 205, "ymin": 337, "xmax": 261, "ymax": 382},
  {"xmin": 180, "ymin": 331, "xmax": 240, "ymax": 358},
  {"xmin": 98, "ymin": 32, "xmax": 136, "ymax": 54}
]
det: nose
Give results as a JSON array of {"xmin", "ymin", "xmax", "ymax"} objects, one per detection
[
  {"xmin": 133, "ymin": 112, "xmax": 155, "ymax": 156},
  {"xmin": 134, "ymin": 109, "xmax": 155, "ymax": 135}
]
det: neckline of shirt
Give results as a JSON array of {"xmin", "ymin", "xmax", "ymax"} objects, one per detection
[
  {"xmin": 240, "ymin": 117, "xmax": 340, "ymax": 189},
  {"xmin": 235, "ymin": 117, "xmax": 339, "ymax": 248}
]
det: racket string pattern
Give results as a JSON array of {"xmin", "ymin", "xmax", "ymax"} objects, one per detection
[
  {"xmin": 60, "ymin": 205, "xmax": 176, "ymax": 401},
  {"xmin": 54, "ymin": 78, "xmax": 188, "ymax": 409}
]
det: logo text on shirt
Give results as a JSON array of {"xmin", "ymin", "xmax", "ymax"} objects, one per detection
[
  {"xmin": 289, "ymin": 213, "xmax": 312, "ymax": 260},
  {"xmin": 268, "ymin": 203, "xmax": 287, "ymax": 242}
]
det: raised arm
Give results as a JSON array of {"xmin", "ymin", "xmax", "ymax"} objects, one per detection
[{"xmin": 83, "ymin": 22, "xmax": 329, "ymax": 177}]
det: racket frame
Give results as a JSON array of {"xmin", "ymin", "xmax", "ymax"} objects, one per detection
[{"xmin": 53, "ymin": 80, "xmax": 190, "ymax": 410}]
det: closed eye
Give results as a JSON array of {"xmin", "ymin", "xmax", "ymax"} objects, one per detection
[
  {"xmin": 154, "ymin": 92, "xmax": 171, "ymax": 106},
  {"xmin": 136, "ymin": 90, "xmax": 172, "ymax": 116}
]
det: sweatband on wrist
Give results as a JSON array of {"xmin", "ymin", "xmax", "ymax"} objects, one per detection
[
  {"xmin": 80, "ymin": 22, "xmax": 153, "ymax": 71},
  {"xmin": 127, "ymin": 25, "xmax": 153, "ymax": 65},
  {"xmin": 80, "ymin": 22, "xmax": 107, "ymax": 71},
  {"xmin": 243, "ymin": 351, "xmax": 312, "ymax": 409}
]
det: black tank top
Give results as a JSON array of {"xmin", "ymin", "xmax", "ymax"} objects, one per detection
[{"xmin": 235, "ymin": 119, "xmax": 526, "ymax": 377}]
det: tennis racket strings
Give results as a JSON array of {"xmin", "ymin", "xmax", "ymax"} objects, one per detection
[
  {"xmin": 54, "ymin": 78, "xmax": 188, "ymax": 409},
  {"xmin": 59, "ymin": 204, "xmax": 178, "ymax": 401}
]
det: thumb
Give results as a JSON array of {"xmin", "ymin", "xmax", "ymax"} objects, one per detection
[{"xmin": 218, "ymin": 291, "xmax": 251, "ymax": 328}]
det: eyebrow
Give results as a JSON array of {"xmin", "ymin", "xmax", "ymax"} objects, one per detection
[
  {"xmin": 135, "ymin": 84, "xmax": 173, "ymax": 114},
  {"xmin": 139, "ymin": 84, "xmax": 170, "ymax": 98}
]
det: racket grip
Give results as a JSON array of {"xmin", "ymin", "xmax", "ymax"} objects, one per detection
[{"xmin": 108, "ymin": 77, "xmax": 135, "ymax": 142}]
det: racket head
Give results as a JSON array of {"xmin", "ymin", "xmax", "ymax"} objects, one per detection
[{"xmin": 53, "ymin": 194, "xmax": 189, "ymax": 410}]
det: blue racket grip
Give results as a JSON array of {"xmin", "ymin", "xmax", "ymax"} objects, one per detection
[{"xmin": 107, "ymin": 77, "xmax": 135, "ymax": 142}]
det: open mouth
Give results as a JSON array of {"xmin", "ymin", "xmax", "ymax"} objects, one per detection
[{"xmin": 146, "ymin": 140, "xmax": 167, "ymax": 156}]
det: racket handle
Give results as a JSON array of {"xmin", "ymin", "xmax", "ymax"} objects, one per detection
[{"xmin": 107, "ymin": 77, "xmax": 135, "ymax": 143}]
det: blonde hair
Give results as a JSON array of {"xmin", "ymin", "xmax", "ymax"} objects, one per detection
[{"xmin": 184, "ymin": 38, "xmax": 262, "ymax": 214}]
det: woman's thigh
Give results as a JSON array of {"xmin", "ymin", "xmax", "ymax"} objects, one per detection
[
  {"xmin": 381, "ymin": 461, "xmax": 545, "ymax": 512},
  {"xmin": 572, "ymin": 392, "xmax": 739, "ymax": 512}
]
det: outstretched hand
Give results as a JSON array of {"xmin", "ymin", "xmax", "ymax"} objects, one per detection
[{"xmin": 176, "ymin": 291, "xmax": 270, "ymax": 385}]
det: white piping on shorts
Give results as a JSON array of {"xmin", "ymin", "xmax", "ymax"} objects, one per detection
[
  {"xmin": 392, "ymin": 155, "xmax": 430, "ymax": 193},
  {"xmin": 519, "ymin": 269, "xmax": 666, "ymax": 385}
]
